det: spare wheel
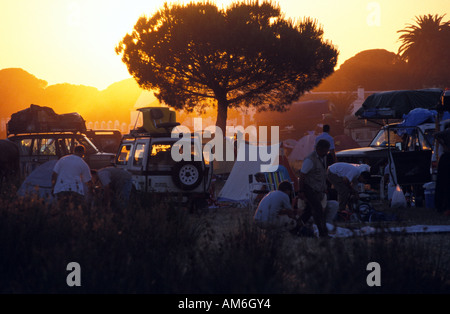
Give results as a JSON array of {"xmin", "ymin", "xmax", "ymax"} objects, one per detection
[{"xmin": 172, "ymin": 161, "xmax": 203, "ymax": 191}]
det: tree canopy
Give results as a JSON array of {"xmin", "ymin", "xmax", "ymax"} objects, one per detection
[
  {"xmin": 397, "ymin": 14, "xmax": 450, "ymax": 88},
  {"xmin": 116, "ymin": 1, "xmax": 338, "ymax": 131}
]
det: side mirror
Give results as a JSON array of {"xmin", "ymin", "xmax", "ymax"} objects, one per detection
[{"xmin": 395, "ymin": 142, "xmax": 402, "ymax": 151}]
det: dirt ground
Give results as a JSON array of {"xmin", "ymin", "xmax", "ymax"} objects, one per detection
[{"xmin": 200, "ymin": 177, "xmax": 450, "ymax": 239}]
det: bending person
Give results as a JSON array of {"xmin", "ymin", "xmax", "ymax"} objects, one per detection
[{"xmin": 253, "ymin": 181, "xmax": 298, "ymax": 231}]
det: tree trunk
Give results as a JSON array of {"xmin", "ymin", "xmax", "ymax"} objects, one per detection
[{"xmin": 215, "ymin": 95, "xmax": 228, "ymax": 133}]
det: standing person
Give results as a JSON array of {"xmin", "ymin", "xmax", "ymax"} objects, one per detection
[
  {"xmin": 434, "ymin": 130, "xmax": 450, "ymax": 213},
  {"xmin": 253, "ymin": 181, "xmax": 298, "ymax": 231},
  {"xmin": 297, "ymin": 139, "xmax": 330, "ymax": 238},
  {"xmin": 327, "ymin": 162, "xmax": 371, "ymax": 212},
  {"xmin": 91, "ymin": 166, "xmax": 133, "ymax": 210},
  {"xmin": 52, "ymin": 145, "xmax": 92, "ymax": 208},
  {"xmin": 315, "ymin": 124, "xmax": 336, "ymax": 165}
]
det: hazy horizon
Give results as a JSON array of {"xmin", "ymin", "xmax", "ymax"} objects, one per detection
[{"xmin": 0, "ymin": 0, "xmax": 447, "ymax": 90}]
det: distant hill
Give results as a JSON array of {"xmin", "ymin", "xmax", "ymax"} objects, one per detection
[
  {"xmin": 0, "ymin": 68, "xmax": 47, "ymax": 118},
  {"xmin": 314, "ymin": 49, "xmax": 412, "ymax": 92},
  {"xmin": 0, "ymin": 68, "xmax": 144, "ymax": 137}
]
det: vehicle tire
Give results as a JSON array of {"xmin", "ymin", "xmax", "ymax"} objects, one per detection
[{"xmin": 172, "ymin": 161, "xmax": 203, "ymax": 191}]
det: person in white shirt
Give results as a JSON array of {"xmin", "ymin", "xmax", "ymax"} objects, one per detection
[
  {"xmin": 52, "ymin": 145, "xmax": 92, "ymax": 208},
  {"xmin": 327, "ymin": 162, "xmax": 371, "ymax": 212},
  {"xmin": 315, "ymin": 124, "xmax": 336, "ymax": 164},
  {"xmin": 253, "ymin": 181, "xmax": 298, "ymax": 231}
]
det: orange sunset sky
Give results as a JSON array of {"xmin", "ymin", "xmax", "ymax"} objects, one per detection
[{"xmin": 0, "ymin": 0, "xmax": 449, "ymax": 90}]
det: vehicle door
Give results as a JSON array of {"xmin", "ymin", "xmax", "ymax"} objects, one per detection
[
  {"xmin": 391, "ymin": 127, "xmax": 433, "ymax": 186},
  {"xmin": 130, "ymin": 139, "xmax": 149, "ymax": 192},
  {"xmin": 15, "ymin": 137, "xmax": 38, "ymax": 177},
  {"xmin": 401, "ymin": 127, "xmax": 432, "ymax": 152},
  {"xmin": 146, "ymin": 139, "xmax": 177, "ymax": 192}
]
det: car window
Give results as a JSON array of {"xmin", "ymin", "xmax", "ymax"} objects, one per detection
[
  {"xmin": 370, "ymin": 129, "xmax": 403, "ymax": 147},
  {"xmin": 73, "ymin": 136, "xmax": 98, "ymax": 155},
  {"xmin": 117, "ymin": 144, "xmax": 132, "ymax": 165},
  {"xmin": 133, "ymin": 143, "xmax": 147, "ymax": 167},
  {"xmin": 18, "ymin": 138, "xmax": 33, "ymax": 155},
  {"xmin": 58, "ymin": 138, "xmax": 72, "ymax": 156},
  {"xmin": 371, "ymin": 127, "xmax": 432, "ymax": 151},
  {"xmin": 423, "ymin": 129, "xmax": 435, "ymax": 149},
  {"xmin": 148, "ymin": 143, "xmax": 175, "ymax": 171},
  {"xmin": 31, "ymin": 139, "xmax": 40, "ymax": 155},
  {"xmin": 40, "ymin": 138, "xmax": 57, "ymax": 155},
  {"xmin": 417, "ymin": 130, "xmax": 432, "ymax": 150}
]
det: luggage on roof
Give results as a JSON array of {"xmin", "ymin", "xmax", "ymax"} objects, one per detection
[
  {"xmin": 7, "ymin": 104, "xmax": 87, "ymax": 135},
  {"xmin": 134, "ymin": 107, "xmax": 180, "ymax": 135},
  {"xmin": 355, "ymin": 89, "xmax": 444, "ymax": 119}
]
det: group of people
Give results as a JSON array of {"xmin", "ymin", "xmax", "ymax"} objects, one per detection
[
  {"xmin": 253, "ymin": 125, "xmax": 371, "ymax": 238},
  {"xmin": 51, "ymin": 144, "xmax": 132, "ymax": 210}
]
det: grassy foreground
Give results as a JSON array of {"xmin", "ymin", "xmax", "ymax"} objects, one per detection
[{"xmin": 1, "ymin": 183, "xmax": 450, "ymax": 294}]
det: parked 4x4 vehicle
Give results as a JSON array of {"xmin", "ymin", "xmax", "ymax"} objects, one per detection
[
  {"xmin": 115, "ymin": 107, "xmax": 214, "ymax": 208},
  {"xmin": 337, "ymin": 122, "xmax": 435, "ymax": 206},
  {"xmin": 6, "ymin": 104, "xmax": 116, "ymax": 177},
  {"xmin": 337, "ymin": 122, "xmax": 434, "ymax": 177},
  {"xmin": 8, "ymin": 132, "xmax": 116, "ymax": 178}
]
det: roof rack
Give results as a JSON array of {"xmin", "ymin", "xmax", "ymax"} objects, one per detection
[
  {"xmin": 123, "ymin": 128, "xmax": 207, "ymax": 140},
  {"xmin": 7, "ymin": 130, "xmax": 87, "ymax": 137}
]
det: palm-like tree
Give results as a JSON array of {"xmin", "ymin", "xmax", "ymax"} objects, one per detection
[
  {"xmin": 326, "ymin": 92, "xmax": 357, "ymax": 135},
  {"xmin": 397, "ymin": 14, "xmax": 450, "ymax": 87}
]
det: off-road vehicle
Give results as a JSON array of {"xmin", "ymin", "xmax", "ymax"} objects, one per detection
[
  {"xmin": 115, "ymin": 107, "xmax": 214, "ymax": 208},
  {"xmin": 6, "ymin": 104, "xmax": 116, "ymax": 177},
  {"xmin": 8, "ymin": 132, "xmax": 116, "ymax": 178}
]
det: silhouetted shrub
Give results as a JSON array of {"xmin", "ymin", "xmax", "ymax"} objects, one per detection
[{"xmin": 0, "ymin": 190, "xmax": 449, "ymax": 294}]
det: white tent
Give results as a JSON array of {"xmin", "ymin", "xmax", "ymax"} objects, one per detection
[
  {"xmin": 218, "ymin": 141, "xmax": 284, "ymax": 204},
  {"xmin": 282, "ymin": 139, "xmax": 298, "ymax": 150},
  {"xmin": 288, "ymin": 131, "xmax": 317, "ymax": 163},
  {"xmin": 17, "ymin": 160, "xmax": 57, "ymax": 203},
  {"xmin": 17, "ymin": 159, "xmax": 91, "ymax": 204}
]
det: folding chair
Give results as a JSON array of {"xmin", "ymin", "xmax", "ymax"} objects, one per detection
[{"xmin": 248, "ymin": 165, "xmax": 295, "ymax": 209}]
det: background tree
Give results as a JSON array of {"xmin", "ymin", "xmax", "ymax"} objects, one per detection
[
  {"xmin": 116, "ymin": 1, "xmax": 338, "ymax": 131},
  {"xmin": 324, "ymin": 92, "xmax": 357, "ymax": 135},
  {"xmin": 397, "ymin": 14, "xmax": 450, "ymax": 88},
  {"xmin": 315, "ymin": 49, "xmax": 411, "ymax": 92}
]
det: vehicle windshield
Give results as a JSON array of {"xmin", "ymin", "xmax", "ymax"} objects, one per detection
[
  {"xmin": 370, "ymin": 129, "xmax": 403, "ymax": 147},
  {"xmin": 75, "ymin": 136, "xmax": 99, "ymax": 154},
  {"xmin": 370, "ymin": 126, "xmax": 432, "ymax": 151}
]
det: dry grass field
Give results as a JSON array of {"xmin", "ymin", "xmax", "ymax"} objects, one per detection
[{"xmin": 1, "ymin": 177, "xmax": 450, "ymax": 294}]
